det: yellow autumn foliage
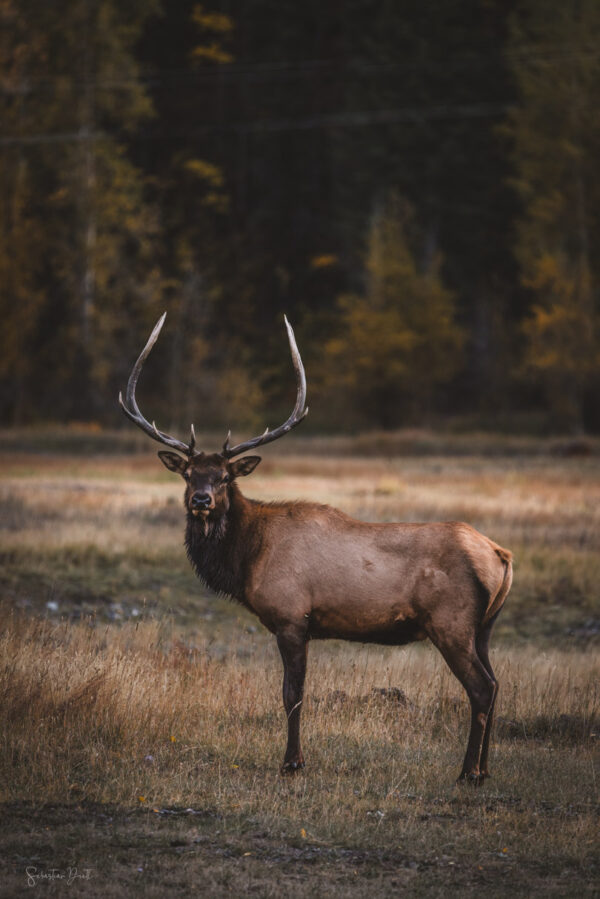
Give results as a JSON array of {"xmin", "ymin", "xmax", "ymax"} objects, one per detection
[{"xmin": 322, "ymin": 197, "xmax": 463, "ymax": 424}]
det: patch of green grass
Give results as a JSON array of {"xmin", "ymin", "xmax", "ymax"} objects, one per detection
[
  {"xmin": 0, "ymin": 544, "xmax": 252, "ymax": 633},
  {"xmin": 500, "ymin": 544, "xmax": 600, "ymax": 643}
]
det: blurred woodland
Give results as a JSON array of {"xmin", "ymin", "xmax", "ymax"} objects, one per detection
[{"xmin": 1, "ymin": 0, "xmax": 599, "ymax": 434}]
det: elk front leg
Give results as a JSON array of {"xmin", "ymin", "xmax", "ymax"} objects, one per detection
[{"xmin": 276, "ymin": 629, "xmax": 308, "ymax": 774}]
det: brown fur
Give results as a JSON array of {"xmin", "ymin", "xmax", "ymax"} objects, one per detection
[{"xmin": 157, "ymin": 449, "xmax": 513, "ymax": 784}]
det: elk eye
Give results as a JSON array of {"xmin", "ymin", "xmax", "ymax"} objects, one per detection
[
  {"xmin": 183, "ymin": 471, "xmax": 191, "ymax": 482},
  {"xmin": 222, "ymin": 474, "xmax": 230, "ymax": 485}
]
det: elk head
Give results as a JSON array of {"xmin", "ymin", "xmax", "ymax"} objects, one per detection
[{"xmin": 119, "ymin": 313, "xmax": 308, "ymax": 526}]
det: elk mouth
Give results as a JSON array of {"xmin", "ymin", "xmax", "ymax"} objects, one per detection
[{"xmin": 191, "ymin": 508, "xmax": 211, "ymax": 518}]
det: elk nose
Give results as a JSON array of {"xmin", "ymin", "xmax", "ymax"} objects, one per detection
[{"xmin": 191, "ymin": 492, "xmax": 211, "ymax": 509}]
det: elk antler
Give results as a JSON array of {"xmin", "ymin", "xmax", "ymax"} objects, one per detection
[
  {"xmin": 119, "ymin": 312, "xmax": 196, "ymax": 455},
  {"xmin": 222, "ymin": 316, "xmax": 308, "ymax": 459}
]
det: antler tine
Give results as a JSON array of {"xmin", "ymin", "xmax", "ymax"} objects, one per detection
[
  {"xmin": 118, "ymin": 313, "xmax": 192, "ymax": 455},
  {"xmin": 223, "ymin": 316, "xmax": 308, "ymax": 459},
  {"xmin": 222, "ymin": 429, "xmax": 232, "ymax": 455}
]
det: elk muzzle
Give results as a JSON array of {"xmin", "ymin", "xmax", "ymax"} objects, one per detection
[{"xmin": 190, "ymin": 491, "xmax": 213, "ymax": 516}]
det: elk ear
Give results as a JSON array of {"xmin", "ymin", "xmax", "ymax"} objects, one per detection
[
  {"xmin": 158, "ymin": 451, "xmax": 188, "ymax": 475},
  {"xmin": 229, "ymin": 455, "xmax": 261, "ymax": 479}
]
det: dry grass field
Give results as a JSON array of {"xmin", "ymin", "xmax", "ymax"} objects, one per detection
[{"xmin": 0, "ymin": 433, "xmax": 598, "ymax": 896}]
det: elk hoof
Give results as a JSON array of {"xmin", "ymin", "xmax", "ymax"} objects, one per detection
[
  {"xmin": 456, "ymin": 771, "xmax": 485, "ymax": 787},
  {"xmin": 280, "ymin": 760, "xmax": 305, "ymax": 775}
]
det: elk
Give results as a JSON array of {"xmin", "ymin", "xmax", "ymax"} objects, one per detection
[{"xmin": 120, "ymin": 313, "xmax": 512, "ymax": 784}]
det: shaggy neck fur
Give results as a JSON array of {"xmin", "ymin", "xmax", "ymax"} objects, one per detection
[{"xmin": 185, "ymin": 482, "xmax": 260, "ymax": 605}]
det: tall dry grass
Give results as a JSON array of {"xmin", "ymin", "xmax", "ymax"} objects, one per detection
[{"xmin": 1, "ymin": 608, "xmax": 597, "ymax": 850}]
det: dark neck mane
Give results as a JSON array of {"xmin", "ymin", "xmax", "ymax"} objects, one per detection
[{"xmin": 184, "ymin": 483, "xmax": 260, "ymax": 604}]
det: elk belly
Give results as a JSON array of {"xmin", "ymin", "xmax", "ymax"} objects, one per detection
[{"xmin": 307, "ymin": 604, "xmax": 425, "ymax": 646}]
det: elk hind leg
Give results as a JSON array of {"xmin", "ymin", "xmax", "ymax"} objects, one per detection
[
  {"xmin": 475, "ymin": 616, "xmax": 499, "ymax": 778},
  {"xmin": 277, "ymin": 629, "xmax": 308, "ymax": 775},
  {"xmin": 435, "ymin": 639, "xmax": 496, "ymax": 785}
]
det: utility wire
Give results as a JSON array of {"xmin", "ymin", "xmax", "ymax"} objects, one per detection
[
  {"xmin": 0, "ymin": 101, "xmax": 510, "ymax": 146},
  {"xmin": 1, "ymin": 44, "xmax": 598, "ymax": 93}
]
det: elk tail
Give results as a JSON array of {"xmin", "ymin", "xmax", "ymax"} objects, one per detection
[{"xmin": 483, "ymin": 547, "xmax": 513, "ymax": 627}]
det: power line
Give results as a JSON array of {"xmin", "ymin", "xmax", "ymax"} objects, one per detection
[
  {"xmin": 0, "ymin": 101, "xmax": 511, "ymax": 147},
  {"xmin": 231, "ymin": 102, "xmax": 510, "ymax": 134},
  {"xmin": 1, "ymin": 45, "xmax": 598, "ymax": 93}
]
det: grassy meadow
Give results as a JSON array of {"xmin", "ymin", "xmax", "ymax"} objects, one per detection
[{"xmin": 0, "ymin": 431, "xmax": 598, "ymax": 896}]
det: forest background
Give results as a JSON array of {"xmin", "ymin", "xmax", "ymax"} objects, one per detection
[{"xmin": 1, "ymin": 0, "xmax": 599, "ymax": 436}]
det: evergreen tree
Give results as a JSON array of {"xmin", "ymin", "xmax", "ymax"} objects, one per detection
[
  {"xmin": 0, "ymin": 0, "xmax": 162, "ymax": 421},
  {"xmin": 507, "ymin": 0, "xmax": 600, "ymax": 430}
]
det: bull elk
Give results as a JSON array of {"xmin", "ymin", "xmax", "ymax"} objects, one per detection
[{"xmin": 120, "ymin": 313, "xmax": 512, "ymax": 784}]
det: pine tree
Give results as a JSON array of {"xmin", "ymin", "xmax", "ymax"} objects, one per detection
[
  {"xmin": 0, "ymin": 0, "xmax": 162, "ymax": 422},
  {"xmin": 507, "ymin": 0, "xmax": 600, "ymax": 430}
]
